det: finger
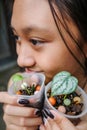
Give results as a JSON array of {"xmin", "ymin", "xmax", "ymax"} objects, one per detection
[
  {"xmin": 6, "ymin": 124, "xmax": 38, "ymax": 130},
  {"xmin": 45, "ymin": 117, "xmax": 60, "ymax": 130},
  {"xmin": 51, "ymin": 110, "xmax": 77, "ymax": 130},
  {"xmin": 40, "ymin": 120, "xmax": 51, "ymax": 130},
  {"xmin": 76, "ymin": 121, "xmax": 87, "ymax": 130},
  {"xmin": 0, "ymin": 92, "xmax": 17, "ymax": 105},
  {"xmin": 3, "ymin": 105, "xmax": 36, "ymax": 117},
  {"xmin": 4, "ymin": 114, "xmax": 42, "ymax": 127},
  {"xmin": 42, "ymin": 108, "xmax": 54, "ymax": 119},
  {"xmin": 39, "ymin": 124, "xmax": 46, "ymax": 130},
  {"xmin": 44, "ymin": 118, "xmax": 52, "ymax": 130}
]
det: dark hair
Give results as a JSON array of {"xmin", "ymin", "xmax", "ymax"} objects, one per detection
[
  {"xmin": 5, "ymin": 0, "xmax": 14, "ymax": 24},
  {"xmin": 48, "ymin": 0, "xmax": 87, "ymax": 75},
  {"xmin": 52, "ymin": 0, "xmax": 87, "ymax": 41},
  {"xmin": 5, "ymin": 0, "xmax": 87, "ymax": 76}
]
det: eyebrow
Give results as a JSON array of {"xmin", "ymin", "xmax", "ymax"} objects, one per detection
[
  {"xmin": 22, "ymin": 26, "xmax": 52, "ymax": 34},
  {"xmin": 10, "ymin": 25, "xmax": 54, "ymax": 38}
]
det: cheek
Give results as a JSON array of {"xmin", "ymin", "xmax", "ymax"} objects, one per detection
[
  {"xmin": 37, "ymin": 49, "xmax": 62, "ymax": 74},
  {"xmin": 37, "ymin": 47, "xmax": 77, "ymax": 75}
]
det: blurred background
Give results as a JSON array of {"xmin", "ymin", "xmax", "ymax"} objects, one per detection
[{"xmin": 0, "ymin": 0, "xmax": 20, "ymax": 129}]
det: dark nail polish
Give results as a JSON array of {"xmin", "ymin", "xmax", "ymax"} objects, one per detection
[
  {"xmin": 42, "ymin": 110, "xmax": 48, "ymax": 119},
  {"xmin": 44, "ymin": 108, "xmax": 54, "ymax": 119},
  {"xmin": 18, "ymin": 99, "xmax": 29, "ymax": 105},
  {"xmin": 35, "ymin": 110, "xmax": 42, "ymax": 116}
]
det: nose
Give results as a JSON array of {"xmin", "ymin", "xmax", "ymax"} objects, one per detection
[{"xmin": 17, "ymin": 43, "xmax": 36, "ymax": 68}]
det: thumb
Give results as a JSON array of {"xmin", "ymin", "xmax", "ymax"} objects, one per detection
[
  {"xmin": 51, "ymin": 110, "xmax": 77, "ymax": 130},
  {"xmin": 0, "ymin": 92, "xmax": 18, "ymax": 105}
]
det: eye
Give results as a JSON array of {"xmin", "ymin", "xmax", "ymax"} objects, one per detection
[
  {"xmin": 12, "ymin": 34, "xmax": 20, "ymax": 42},
  {"xmin": 14, "ymin": 35, "xmax": 19, "ymax": 41},
  {"xmin": 30, "ymin": 39, "xmax": 44, "ymax": 46}
]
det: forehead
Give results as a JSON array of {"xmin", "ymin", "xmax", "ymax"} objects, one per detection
[
  {"xmin": 11, "ymin": 0, "xmax": 56, "ymax": 31},
  {"xmin": 13, "ymin": 0, "xmax": 48, "ymax": 15}
]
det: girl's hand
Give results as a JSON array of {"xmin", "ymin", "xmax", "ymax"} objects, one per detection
[
  {"xmin": 0, "ymin": 92, "xmax": 42, "ymax": 130},
  {"xmin": 39, "ymin": 110, "xmax": 87, "ymax": 130}
]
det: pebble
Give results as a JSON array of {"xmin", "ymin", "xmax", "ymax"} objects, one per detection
[
  {"xmin": 63, "ymin": 98, "xmax": 71, "ymax": 106},
  {"xmin": 30, "ymin": 82, "xmax": 37, "ymax": 87},
  {"xmin": 21, "ymin": 82, "xmax": 28, "ymax": 89},
  {"xmin": 73, "ymin": 96, "xmax": 81, "ymax": 104},
  {"xmin": 58, "ymin": 105, "xmax": 66, "ymax": 113},
  {"xmin": 48, "ymin": 97, "xmax": 56, "ymax": 106},
  {"xmin": 47, "ymin": 90, "xmax": 83, "ymax": 116}
]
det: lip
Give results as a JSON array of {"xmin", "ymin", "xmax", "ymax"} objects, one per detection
[
  {"xmin": 25, "ymin": 68, "xmax": 42, "ymax": 73},
  {"xmin": 25, "ymin": 68, "xmax": 35, "ymax": 73}
]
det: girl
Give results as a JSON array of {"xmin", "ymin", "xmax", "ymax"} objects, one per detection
[{"xmin": 0, "ymin": 0, "xmax": 87, "ymax": 129}]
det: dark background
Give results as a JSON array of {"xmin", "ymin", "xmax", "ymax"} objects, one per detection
[{"xmin": 0, "ymin": 0, "xmax": 20, "ymax": 129}]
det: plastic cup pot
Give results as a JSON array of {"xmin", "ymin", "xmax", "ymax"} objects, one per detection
[
  {"xmin": 44, "ymin": 71, "xmax": 87, "ymax": 122},
  {"xmin": 45, "ymin": 82, "xmax": 87, "ymax": 120},
  {"xmin": 8, "ymin": 72, "xmax": 45, "ymax": 108}
]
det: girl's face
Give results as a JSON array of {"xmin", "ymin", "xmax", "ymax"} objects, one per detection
[{"xmin": 11, "ymin": 0, "xmax": 83, "ymax": 84}]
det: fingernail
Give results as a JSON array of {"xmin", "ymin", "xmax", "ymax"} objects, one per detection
[
  {"xmin": 42, "ymin": 110, "xmax": 48, "ymax": 119},
  {"xmin": 34, "ymin": 110, "xmax": 41, "ymax": 116},
  {"xmin": 43, "ymin": 117, "xmax": 47, "ymax": 125},
  {"xmin": 50, "ymin": 113, "xmax": 54, "ymax": 119},
  {"xmin": 44, "ymin": 109, "xmax": 54, "ymax": 119},
  {"xmin": 17, "ymin": 99, "xmax": 29, "ymax": 105}
]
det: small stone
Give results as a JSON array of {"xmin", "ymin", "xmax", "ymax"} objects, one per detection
[
  {"xmin": 67, "ymin": 111, "xmax": 76, "ymax": 115},
  {"xmin": 48, "ymin": 97, "xmax": 56, "ymax": 106},
  {"xmin": 21, "ymin": 82, "xmax": 28, "ymax": 89},
  {"xmin": 71, "ymin": 104, "xmax": 82, "ymax": 113},
  {"xmin": 56, "ymin": 97, "xmax": 63, "ymax": 105},
  {"xmin": 58, "ymin": 105, "xmax": 66, "ymax": 113},
  {"xmin": 73, "ymin": 96, "xmax": 81, "ymax": 104},
  {"xmin": 63, "ymin": 98, "xmax": 71, "ymax": 106},
  {"xmin": 16, "ymin": 90, "xmax": 22, "ymax": 95},
  {"xmin": 31, "ymin": 82, "xmax": 37, "ymax": 87}
]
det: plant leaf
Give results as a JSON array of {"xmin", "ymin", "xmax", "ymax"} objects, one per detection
[
  {"xmin": 12, "ymin": 74, "xmax": 23, "ymax": 82},
  {"xmin": 51, "ymin": 71, "xmax": 78, "ymax": 96}
]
